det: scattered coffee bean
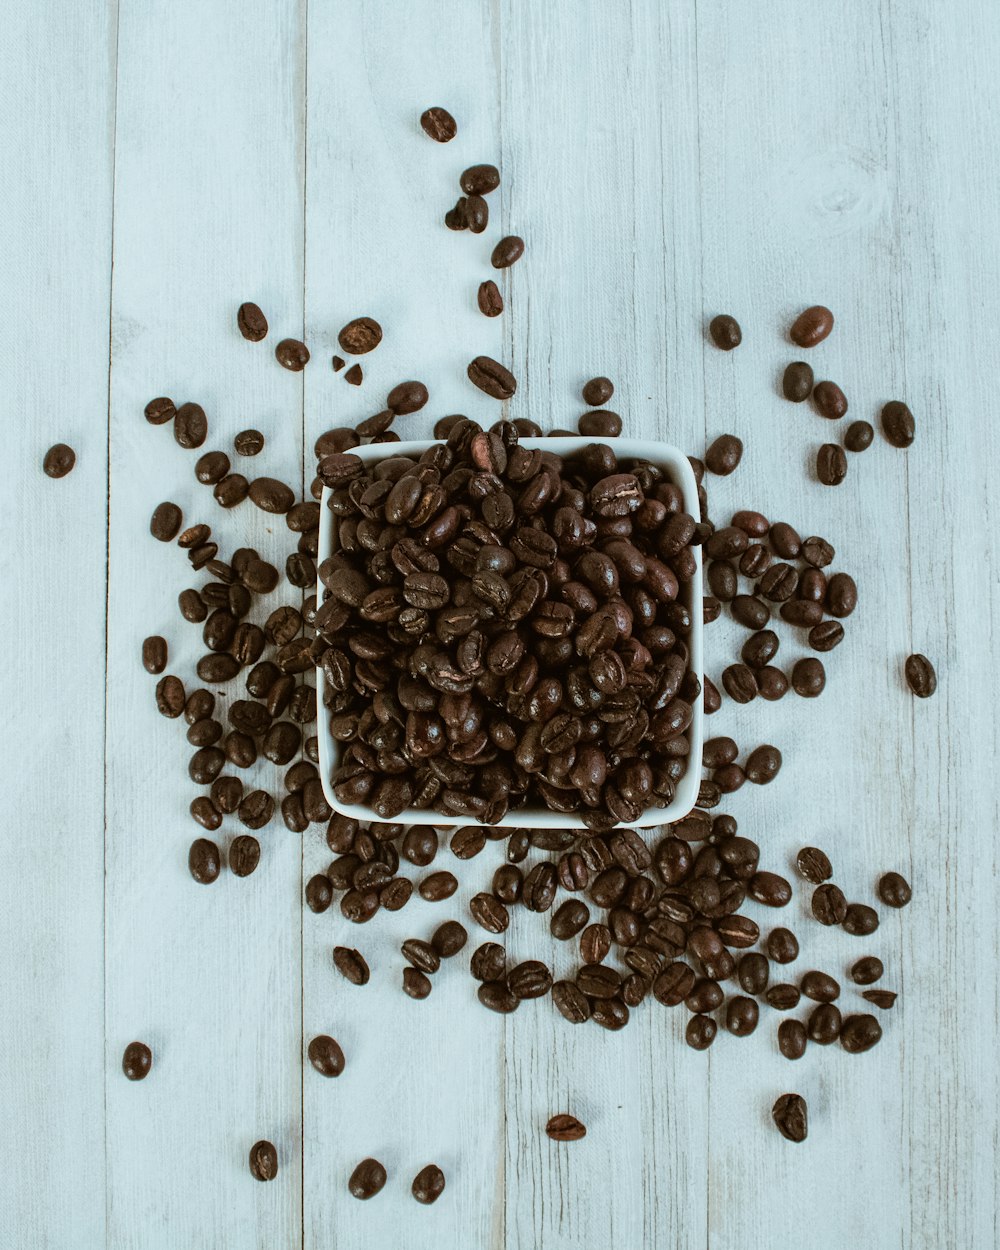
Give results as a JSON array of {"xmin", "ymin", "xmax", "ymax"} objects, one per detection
[
  {"xmin": 333, "ymin": 946, "xmax": 370, "ymax": 985},
  {"xmin": 722, "ymin": 664, "xmax": 758, "ymax": 704},
  {"xmin": 756, "ymin": 667, "xmax": 788, "ymax": 700},
  {"xmin": 478, "ymin": 280, "xmax": 504, "ymax": 317},
  {"xmin": 791, "ymin": 657, "xmax": 826, "ymax": 697},
  {"xmin": 812, "ymin": 883, "xmax": 847, "ymax": 926},
  {"xmin": 825, "ymin": 572, "xmax": 857, "ymax": 617},
  {"xmin": 431, "ymin": 920, "xmax": 468, "ymax": 958},
  {"xmin": 546, "ymin": 1114, "xmax": 586, "ymax": 1141},
  {"xmin": 579, "ymin": 410, "xmax": 623, "ymax": 437},
  {"xmin": 229, "ymin": 834, "xmax": 260, "ymax": 877},
  {"xmin": 726, "ymin": 996, "xmax": 759, "ymax": 1036},
  {"xmin": 478, "ymin": 980, "xmax": 518, "ymax": 1013},
  {"xmin": 411, "ymin": 1163, "xmax": 446, "ymax": 1204},
  {"xmin": 816, "ymin": 443, "xmax": 847, "ymax": 485},
  {"xmin": 460, "ymin": 164, "xmax": 500, "ymax": 195},
  {"xmin": 809, "ymin": 621, "xmax": 844, "ymax": 652},
  {"xmin": 43, "ymin": 443, "xmax": 76, "ymax": 478},
  {"xmin": 801, "ymin": 971, "xmax": 840, "ymax": 1003},
  {"xmin": 155, "ymin": 675, "xmax": 186, "ymax": 718},
  {"xmin": 142, "ymin": 636, "xmax": 168, "ymax": 675},
  {"xmin": 122, "ymin": 1041, "xmax": 152, "ymax": 1081},
  {"xmin": 344, "ymin": 363, "xmax": 363, "ymax": 386},
  {"xmin": 582, "ymin": 377, "xmax": 614, "ymax": 406},
  {"xmin": 745, "ymin": 744, "xmax": 781, "ymax": 785},
  {"xmin": 492, "ymin": 236, "xmax": 525, "ymax": 269},
  {"xmin": 782, "ymin": 361, "xmax": 813, "ymax": 402},
  {"xmin": 248, "ymin": 477, "xmax": 294, "ymax": 514},
  {"xmin": 188, "ymin": 838, "xmax": 221, "ymax": 884},
  {"xmin": 468, "ymin": 356, "xmax": 517, "ymax": 399},
  {"xmin": 386, "ymin": 380, "xmax": 428, "ymax": 415},
  {"xmin": 420, "ymin": 106, "xmax": 457, "ymax": 142},
  {"xmin": 234, "ymin": 429, "xmax": 264, "ymax": 457},
  {"xmin": 275, "ymin": 339, "xmax": 309, "ymax": 371},
  {"xmin": 878, "ymin": 872, "xmax": 912, "ymax": 908},
  {"xmin": 420, "ymin": 871, "xmax": 458, "ymax": 901},
  {"xmin": 840, "ymin": 1013, "xmax": 882, "ymax": 1054},
  {"xmin": 190, "ymin": 796, "xmax": 221, "ymax": 831},
  {"xmin": 778, "ymin": 1019, "xmax": 808, "ymax": 1060},
  {"xmin": 195, "ymin": 451, "xmax": 230, "ymax": 485},
  {"xmin": 150, "ymin": 502, "xmax": 182, "ymax": 542},
  {"xmin": 789, "ymin": 305, "xmax": 833, "ymax": 348},
  {"xmin": 765, "ymin": 984, "xmax": 801, "ymax": 1011},
  {"xmin": 214, "ymin": 474, "xmax": 249, "ymax": 509},
  {"xmin": 708, "ymin": 314, "xmax": 742, "ymax": 350},
  {"xmin": 705, "ymin": 434, "xmax": 743, "ymax": 476},
  {"xmin": 796, "ymin": 847, "xmax": 832, "ymax": 884},
  {"xmin": 772, "ymin": 1093, "xmax": 808, "ymax": 1142},
  {"xmin": 307, "ymin": 1034, "xmax": 346, "ymax": 1077},
  {"xmin": 845, "ymin": 420, "xmax": 874, "ymax": 452},
  {"xmin": 813, "ymin": 381, "xmax": 848, "ymax": 420},
  {"xmin": 881, "ymin": 400, "xmax": 915, "ymax": 448},
  {"xmin": 738, "ymin": 952, "xmax": 769, "ymax": 996},
  {"xmin": 767, "ymin": 929, "xmax": 799, "ymax": 964},
  {"xmin": 552, "ymin": 980, "xmax": 592, "ymax": 1024},
  {"xmin": 851, "ymin": 956, "xmax": 884, "ymax": 985},
  {"xmin": 843, "ymin": 903, "xmax": 879, "ymax": 936},
  {"xmin": 686, "ymin": 1014, "xmax": 717, "ymax": 1050},
  {"xmin": 332, "ymin": 355, "xmax": 346, "ymax": 371},
  {"xmin": 904, "ymin": 654, "xmax": 936, "ymax": 698},
  {"xmin": 808, "ymin": 1002, "xmax": 842, "ymax": 1045},
  {"xmin": 237, "ymin": 302, "xmax": 268, "ymax": 342},
  {"xmin": 338, "ymin": 317, "xmax": 382, "ymax": 355},
  {"xmin": 862, "ymin": 990, "xmax": 897, "ymax": 1010},
  {"xmin": 145, "ymin": 396, "xmax": 176, "ymax": 425}
]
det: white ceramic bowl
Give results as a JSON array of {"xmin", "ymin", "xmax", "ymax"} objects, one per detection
[{"xmin": 317, "ymin": 437, "xmax": 703, "ymax": 829}]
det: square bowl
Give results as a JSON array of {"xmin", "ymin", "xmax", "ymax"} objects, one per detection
[{"xmin": 316, "ymin": 436, "xmax": 703, "ymax": 829}]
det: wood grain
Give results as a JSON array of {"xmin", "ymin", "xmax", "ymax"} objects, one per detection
[{"xmin": 0, "ymin": 0, "xmax": 998, "ymax": 1245}]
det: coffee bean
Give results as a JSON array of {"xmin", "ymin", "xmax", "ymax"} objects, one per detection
[
  {"xmin": 705, "ymin": 434, "xmax": 743, "ymax": 476},
  {"xmin": 904, "ymin": 654, "xmax": 936, "ymax": 698},
  {"xmin": 748, "ymin": 871, "xmax": 792, "ymax": 907},
  {"xmin": 492, "ymin": 236, "xmax": 524, "ymax": 269},
  {"xmin": 190, "ymin": 793, "xmax": 221, "ymax": 830},
  {"xmin": 145, "ymin": 396, "xmax": 176, "ymax": 425},
  {"xmin": 772, "ymin": 1093, "xmax": 807, "ymax": 1142},
  {"xmin": 338, "ymin": 317, "xmax": 382, "ymax": 355},
  {"xmin": 177, "ymin": 524, "xmax": 211, "ymax": 550},
  {"xmin": 825, "ymin": 572, "xmax": 857, "ymax": 617},
  {"xmin": 817, "ymin": 443, "xmax": 847, "ymax": 485},
  {"xmin": 420, "ymin": 106, "xmax": 457, "ymax": 142},
  {"xmin": 141, "ymin": 635, "xmax": 167, "ymax": 675},
  {"xmin": 174, "ymin": 402, "xmax": 208, "ymax": 449},
  {"xmin": 508, "ymin": 960, "xmax": 552, "ymax": 999},
  {"xmin": 789, "ymin": 305, "xmax": 833, "ymax": 347},
  {"xmin": 582, "ymin": 376, "xmax": 614, "ymax": 406},
  {"xmin": 801, "ymin": 970, "xmax": 839, "ymax": 1003},
  {"xmin": 385, "ymin": 380, "xmax": 428, "ymax": 415},
  {"xmin": 796, "ymin": 847, "xmax": 832, "ymax": 884},
  {"xmin": 765, "ymin": 984, "xmax": 800, "ymax": 1011},
  {"xmin": 791, "ymin": 657, "xmax": 825, "ymax": 697},
  {"xmin": 851, "ymin": 956, "xmax": 883, "ymax": 985},
  {"xmin": 155, "ymin": 675, "xmax": 185, "ymax": 718},
  {"xmin": 470, "ymin": 942, "xmax": 506, "ymax": 983},
  {"xmin": 881, "ymin": 400, "xmax": 915, "ymax": 448},
  {"xmin": 813, "ymin": 381, "xmax": 848, "ymax": 420},
  {"xmin": 237, "ymin": 302, "xmax": 268, "ymax": 342},
  {"xmin": 248, "ymin": 1140, "xmax": 279, "ymax": 1182},
  {"xmin": 411, "ymin": 1163, "xmax": 446, "ymax": 1205},
  {"xmin": 402, "ymin": 938, "xmax": 440, "ymax": 975},
  {"xmin": 731, "ymin": 595, "xmax": 770, "ymax": 629},
  {"xmin": 840, "ymin": 1013, "xmax": 882, "ymax": 1054},
  {"xmin": 745, "ymin": 744, "xmax": 781, "ymax": 785},
  {"xmin": 234, "ymin": 428, "xmax": 265, "ymax": 457},
  {"xmin": 738, "ymin": 952, "xmax": 769, "ymax": 995},
  {"xmin": 703, "ymin": 676, "xmax": 722, "ymax": 713},
  {"xmin": 843, "ymin": 903, "xmax": 879, "ymax": 936},
  {"xmin": 741, "ymin": 630, "xmax": 779, "ymax": 669},
  {"xmin": 685, "ymin": 1014, "xmax": 717, "ymax": 1050},
  {"xmin": 43, "ymin": 443, "xmax": 76, "ymax": 478},
  {"xmin": 708, "ymin": 314, "xmax": 741, "ymax": 350},
  {"xmin": 552, "ymin": 980, "xmax": 592, "ymax": 1024},
  {"xmin": 756, "ymin": 667, "xmax": 788, "ymax": 701},
  {"xmin": 188, "ymin": 838, "xmax": 221, "ymax": 884},
  {"xmin": 579, "ymin": 410, "xmax": 623, "ymax": 437},
  {"xmin": 478, "ymin": 980, "xmax": 518, "ymax": 1012},
  {"xmin": 778, "ymin": 1019, "xmax": 807, "ymax": 1060},
  {"xmin": 185, "ymin": 689, "xmax": 215, "ymax": 724},
  {"xmin": 767, "ymin": 928, "xmax": 798, "ymax": 964},
  {"xmin": 722, "ymin": 664, "xmax": 758, "ymax": 704},
  {"xmin": 445, "ymin": 199, "xmax": 467, "ymax": 230},
  {"xmin": 808, "ymin": 1002, "xmax": 842, "ymax": 1045},
  {"xmin": 276, "ymin": 339, "xmax": 309, "ymax": 370},
  {"xmin": 238, "ymin": 789, "xmax": 274, "ymax": 830},
  {"xmin": 195, "ymin": 451, "xmax": 230, "ymax": 485},
  {"xmin": 782, "ymin": 361, "xmax": 814, "ymax": 402},
  {"xmin": 809, "ymin": 620, "xmax": 844, "ymax": 651},
  {"xmin": 845, "ymin": 420, "xmax": 874, "ymax": 452},
  {"xmin": 468, "ymin": 356, "xmax": 516, "ymax": 399},
  {"xmin": 550, "ymin": 899, "xmax": 590, "ymax": 940},
  {"xmin": 478, "ymin": 280, "xmax": 504, "ymax": 317},
  {"xmin": 333, "ymin": 946, "xmax": 370, "ymax": 985},
  {"xmin": 344, "ymin": 364, "xmax": 362, "ymax": 386},
  {"xmin": 811, "ymin": 883, "xmax": 847, "ymax": 925},
  {"xmin": 652, "ymin": 961, "xmax": 696, "ymax": 1007},
  {"xmin": 150, "ymin": 502, "xmax": 182, "ymax": 542},
  {"xmin": 349, "ymin": 1157, "xmax": 387, "ymax": 1199},
  {"xmin": 546, "ymin": 1114, "xmax": 586, "ymax": 1141},
  {"xmin": 419, "ymin": 870, "xmax": 458, "ymax": 901},
  {"xmin": 460, "ymin": 164, "xmax": 500, "ymax": 195},
  {"xmin": 523, "ymin": 861, "xmax": 558, "ymax": 912},
  {"xmin": 863, "ymin": 989, "xmax": 897, "ymax": 1010},
  {"xmin": 430, "ymin": 920, "xmax": 467, "ymax": 959},
  {"xmin": 229, "ymin": 835, "xmax": 260, "ymax": 877},
  {"xmin": 580, "ymin": 924, "xmax": 612, "ymax": 965},
  {"xmin": 122, "ymin": 1040, "xmax": 152, "ymax": 1081},
  {"xmin": 249, "ymin": 477, "xmax": 295, "ymax": 514},
  {"xmin": 878, "ymin": 871, "xmax": 912, "ymax": 908},
  {"xmin": 308, "ymin": 1034, "xmax": 345, "ymax": 1077},
  {"xmin": 726, "ymin": 996, "xmax": 759, "ymax": 1036},
  {"xmin": 470, "ymin": 892, "xmax": 509, "ymax": 933}
]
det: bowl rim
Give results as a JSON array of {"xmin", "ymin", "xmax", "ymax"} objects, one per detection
[{"xmin": 316, "ymin": 435, "xmax": 703, "ymax": 829}]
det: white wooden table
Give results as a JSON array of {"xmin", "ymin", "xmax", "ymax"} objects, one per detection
[{"xmin": 2, "ymin": 2, "xmax": 998, "ymax": 1247}]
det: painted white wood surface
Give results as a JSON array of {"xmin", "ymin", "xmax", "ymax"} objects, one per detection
[{"xmin": 1, "ymin": 1, "xmax": 998, "ymax": 1248}]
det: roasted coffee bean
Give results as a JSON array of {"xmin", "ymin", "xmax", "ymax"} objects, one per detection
[
  {"xmin": 263, "ymin": 722, "xmax": 301, "ymax": 765},
  {"xmin": 419, "ymin": 870, "xmax": 458, "ymax": 901},
  {"xmin": 546, "ymin": 1114, "xmax": 586, "ymax": 1141},
  {"xmin": 808, "ymin": 1002, "xmax": 842, "ymax": 1045},
  {"xmin": 386, "ymin": 380, "xmax": 428, "ymax": 414},
  {"xmin": 707, "ymin": 561, "xmax": 737, "ymax": 601},
  {"xmin": 523, "ymin": 862, "xmax": 558, "ymax": 912},
  {"xmin": 708, "ymin": 314, "xmax": 741, "ymax": 350},
  {"xmin": 177, "ymin": 523, "xmax": 211, "ymax": 549},
  {"xmin": 145, "ymin": 396, "xmax": 176, "ymax": 425},
  {"xmin": 552, "ymin": 980, "xmax": 592, "ymax": 1024},
  {"xmin": 878, "ymin": 871, "xmax": 912, "ymax": 908},
  {"xmin": 460, "ymin": 164, "xmax": 500, "ymax": 195},
  {"xmin": 174, "ymin": 402, "xmax": 208, "ymax": 449},
  {"xmin": 308, "ymin": 1034, "xmax": 345, "ymax": 1077},
  {"xmin": 344, "ymin": 362, "xmax": 363, "ymax": 385},
  {"xmin": 210, "ymin": 775, "xmax": 241, "ymax": 816},
  {"xmin": 478, "ymin": 280, "xmax": 503, "ymax": 317},
  {"xmin": 591, "ymin": 997, "xmax": 629, "ymax": 1030},
  {"xmin": 738, "ymin": 952, "xmax": 769, "ymax": 996},
  {"xmin": 402, "ymin": 826, "xmax": 438, "ymax": 866},
  {"xmin": 228, "ymin": 835, "xmax": 260, "ymax": 878},
  {"xmin": 188, "ymin": 837, "xmax": 221, "ymax": 884},
  {"xmin": 155, "ymin": 675, "xmax": 185, "ymax": 718},
  {"xmin": 824, "ymin": 572, "xmax": 857, "ymax": 617},
  {"xmin": 791, "ymin": 657, "xmax": 826, "ymax": 697},
  {"xmin": 741, "ymin": 630, "xmax": 779, "ymax": 669},
  {"xmin": 237, "ymin": 302, "xmax": 268, "ymax": 341},
  {"xmin": 579, "ymin": 409, "xmax": 623, "ymax": 437},
  {"xmin": 758, "ymin": 563, "xmax": 798, "ymax": 602},
  {"xmin": 716, "ymin": 915, "xmax": 759, "ymax": 949},
  {"xmin": 276, "ymin": 338, "xmax": 309, "ymax": 370},
  {"xmin": 551, "ymin": 899, "xmax": 590, "ymax": 940},
  {"xmin": 420, "ymin": 105, "xmax": 457, "ymax": 142},
  {"xmin": 249, "ymin": 477, "xmax": 295, "ymax": 514},
  {"xmin": 508, "ymin": 960, "xmax": 552, "ymax": 999},
  {"xmin": 790, "ymin": 305, "xmax": 833, "ymax": 347},
  {"xmin": 305, "ymin": 874, "xmax": 333, "ymax": 914},
  {"xmin": 812, "ymin": 883, "xmax": 847, "ymax": 925},
  {"xmin": 150, "ymin": 501, "xmax": 182, "ymax": 542},
  {"xmin": 843, "ymin": 903, "xmax": 879, "ymax": 936},
  {"xmin": 685, "ymin": 1014, "xmax": 717, "ymax": 1050},
  {"xmin": 188, "ymin": 543, "xmax": 218, "ymax": 571},
  {"xmin": 686, "ymin": 978, "xmax": 724, "ymax": 1013},
  {"xmin": 745, "ymin": 744, "xmax": 782, "ymax": 785},
  {"xmin": 722, "ymin": 664, "xmax": 758, "ymax": 704},
  {"xmin": 796, "ymin": 846, "xmax": 832, "ymax": 884},
  {"xmin": 731, "ymin": 595, "xmax": 770, "ymax": 629},
  {"xmin": 817, "ymin": 443, "xmax": 847, "ymax": 485},
  {"xmin": 749, "ymin": 872, "xmax": 792, "ymax": 907},
  {"xmin": 863, "ymin": 989, "xmax": 897, "ymax": 1010},
  {"xmin": 478, "ymin": 980, "xmax": 518, "ymax": 1013},
  {"xmin": 238, "ymin": 789, "xmax": 274, "ymax": 830},
  {"xmin": 333, "ymin": 946, "xmax": 370, "ymax": 985},
  {"xmin": 756, "ymin": 666, "xmax": 788, "ymax": 701},
  {"xmin": 778, "ymin": 1019, "xmax": 808, "ymax": 1060},
  {"xmin": 765, "ymin": 984, "xmax": 800, "ymax": 1011},
  {"xmin": 577, "ymin": 963, "xmax": 622, "ymax": 1000},
  {"xmin": 402, "ymin": 938, "xmax": 440, "ymax": 975},
  {"xmin": 122, "ymin": 1040, "xmax": 152, "ymax": 1080},
  {"xmin": 813, "ymin": 380, "xmax": 848, "ymax": 420},
  {"xmin": 338, "ymin": 317, "xmax": 382, "ymax": 355},
  {"xmin": 470, "ymin": 892, "xmax": 509, "ymax": 933},
  {"xmin": 43, "ymin": 443, "xmax": 76, "ymax": 478},
  {"xmin": 492, "ymin": 235, "xmax": 524, "ymax": 268},
  {"xmin": 580, "ymin": 924, "xmax": 612, "ymax": 965},
  {"xmin": 767, "ymin": 928, "xmax": 799, "ymax": 964},
  {"xmin": 349, "ymin": 1157, "xmax": 387, "ymax": 1199},
  {"xmin": 468, "ymin": 356, "xmax": 516, "ymax": 399},
  {"xmin": 809, "ymin": 620, "xmax": 844, "ymax": 651},
  {"xmin": 726, "ymin": 996, "xmax": 759, "ymax": 1036},
  {"xmin": 703, "ymin": 736, "xmax": 738, "ymax": 769},
  {"xmin": 445, "ymin": 198, "xmax": 468, "ymax": 230},
  {"xmin": 470, "ymin": 942, "xmax": 506, "ymax": 983},
  {"xmin": 851, "ymin": 956, "xmax": 884, "ymax": 985},
  {"xmin": 142, "ymin": 635, "xmax": 168, "ymax": 675},
  {"xmin": 195, "ymin": 451, "xmax": 230, "ymax": 484},
  {"xmin": 190, "ymin": 795, "xmax": 221, "ymax": 830},
  {"xmin": 782, "ymin": 361, "xmax": 813, "ymax": 402},
  {"xmin": 705, "ymin": 434, "xmax": 743, "ymax": 476},
  {"xmin": 214, "ymin": 474, "xmax": 249, "ymax": 508},
  {"xmin": 845, "ymin": 419, "xmax": 874, "ymax": 452},
  {"xmin": 189, "ymin": 746, "xmax": 226, "ymax": 784},
  {"xmin": 801, "ymin": 970, "xmax": 840, "ymax": 1002},
  {"xmin": 780, "ymin": 600, "xmax": 823, "ymax": 627},
  {"xmin": 652, "ymin": 961, "xmax": 696, "ymax": 1007},
  {"xmin": 840, "ymin": 1013, "xmax": 882, "ymax": 1054},
  {"xmin": 904, "ymin": 654, "xmax": 936, "ymax": 698},
  {"xmin": 582, "ymin": 376, "xmax": 614, "ymax": 405},
  {"xmin": 412, "ymin": 1163, "xmax": 447, "ymax": 1205},
  {"xmin": 739, "ymin": 544, "xmax": 772, "ymax": 578},
  {"xmin": 772, "ymin": 1093, "xmax": 808, "ymax": 1142},
  {"xmin": 247, "ymin": 1140, "xmax": 278, "ymax": 1182},
  {"xmin": 703, "ymin": 677, "xmax": 722, "ymax": 713},
  {"xmin": 430, "ymin": 920, "xmax": 467, "ymax": 959},
  {"xmin": 881, "ymin": 400, "xmax": 915, "ymax": 448}
]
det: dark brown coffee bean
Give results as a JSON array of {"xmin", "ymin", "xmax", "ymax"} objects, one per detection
[
  {"xmin": 249, "ymin": 477, "xmax": 294, "ymax": 514},
  {"xmin": 863, "ymin": 990, "xmax": 897, "ymax": 1010},
  {"xmin": 778, "ymin": 1019, "xmax": 808, "ymax": 1060},
  {"xmin": 478, "ymin": 980, "xmax": 518, "ymax": 1013},
  {"xmin": 904, "ymin": 654, "xmax": 936, "ymax": 698},
  {"xmin": 177, "ymin": 523, "xmax": 211, "ymax": 549},
  {"xmin": 478, "ymin": 280, "xmax": 503, "ymax": 317},
  {"xmin": 579, "ymin": 924, "xmax": 612, "ymax": 965},
  {"xmin": 749, "ymin": 872, "xmax": 792, "ymax": 907},
  {"xmin": 705, "ymin": 434, "xmax": 743, "ymax": 476},
  {"xmin": 796, "ymin": 847, "xmax": 832, "ymax": 884},
  {"xmin": 188, "ymin": 837, "xmax": 221, "ymax": 884},
  {"xmin": 141, "ymin": 635, "xmax": 167, "ymax": 675},
  {"xmin": 807, "ymin": 1003, "xmax": 841, "ymax": 1047},
  {"xmin": 492, "ymin": 236, "xmax": 524, "ymax": 269},
  {"xmin": 552, "ymin": 980, "xmax": 592, "ymax": 1024},
  {"xmin": 817, "ymin": 443, "xmax": 848, "ymax": 485},
  {"xmin": 765, "ymin": 984, "xmax": 801, "ymax": 1011},
  {"xmin": 122, "ymin": 1040, "xmax": 152, "ymax": 1080},
  {"xmin": 703, "ymin": 676, "xmax": 721, "ymax": 714},
  {"xmin": 460, "ymin": 164, "xmax": 500, "ymax": 195},
  {"xmin": 738, "ymin": 952, "xmax": 769, "ymax": 995},
  {"xmin": 468, "ymin": 356, "xmax": 516, "ymax": 400},
  {"xmin": 745, "ymin": 744, "xmax": 781, "ymax": 785},
  {"xmin": 881, "ymin": 400, "xmax": 915, "ymax": 448},
  {"xmin": 338, "ymin": 317, "xmax": 382, "ymax": 355},
  {"xmin": 731, "ymin": 595, "xmax": 770, "ymax": 629},
  {"xmin": 685, "ymin": 1014, "xmax": 717, "ymax": 1050},
  {"xmin": 843, "ymin": 903, "xmax": 879, "ymax": 936},
  {"xmin": 708, "ymin": 314, "xmax": 741, "ymax": 350},
  {"xmin": 184, "ymin": 688, "xmax": 214, "ymax": 723},
  {"xmin": 190, "ymin": 795, "xmax": 221, "ymax": 830},
  {"xmin": 812, "ymin": 883, "xmax": 847, "ymax": 925},
  {"xmin": 344, "ymin": 363, "xmax": 363, "ymax": 386},
  {"xmin": 276, "ymin": 338, "xmax": 309, "ymax": 370},
  {"xmin": 155, "ymin": 675, "xmax": 185, "ymax": 718},
  {"xmin": 840, "ymin": 1013, "xmax": 882, "ymax": 1054},
  {"xmin": 402, "ymin": 938, "xmax": 440, "ymax": 975},
  {"xmin": 813, "ymin": 380, "xmax": 848, "ymax": 420},
  {"xmin": 772, "ymin": 1093, "xmax": 808, "ymax": 1142},
  {"xmin": 305, "ymin": 875, "xmax": 333, "ymax": 914},
  {"xmin": 550, "ymin": 899, "xmax": 590, "ymax": 940},
  {"xmin": 238, "ymin": 790, "xmax": 274, "ymax": 830},
  {"xmin": 722, "ymin": 664, "xmax": 758, "ymax": 704},
  {"xmin": 741, "ymin": 630, "xmax": 779, "ymax": 669},
  {"xmin": 686, "ymin": 978, "xmax": 724, "ymax": 1013},
  {"xmin": 591, "ymin": 997, "xmax": 629, "ymax": 1030},
  {"xmin": 470, "ymin": 942, "xmax": 506, "ymax": 983},
  {"xmin": 801, "ymin": 970, "xmax": 840, "ymax": 1003},
  {"xmin": 429, "ymin": 920, "xmax": 467, "ymax": 959},
  {"xmin": 174, "ymin": 402, "xmax": 208, "ymax": 449},
  {"xmin": 755, "ymin": 666, "xmax": 788, "ymax": 701},
  {"xmin": 579, "ymin": 410, "xmax": 623, "ymax": 437},
  {"xmin": 237, "ymin": 302, "xmax": 268, "ymax": 341},
  {"xmin": 307, "ymin": 1034, "xmax": 345, "ymax": 1078},
  {"xmin": 43, "ymin": 443, "xmax": 76, "ymax": 478},
  {"xmin": 333, "ymin": 946, "xmax": 370, "ymax": 985},
  {"xmin": 789, "ymin": 305, "xmax": 833, "ymax": 347},
  {"xmin": 726, "ymin": 996, "xmax": 759, "ymax": 1037},
  {"xmin": 791, "ymin": 657, "xmax": 825, "ymax": 697},
  {"xmin": 878, "ymin": 871, "xmax": 912, "ymax": 908},
  {"xmin": 386, "ymin": 380, "xmax": 429, "ymax": 414},
  {"xmin": 444, "ymin": 198, "xmax": 468, "ymax": 230},
  {"xmin": 150, "ymin": 501, "xmax": 182, "ymax": 542},
  {"xmin": 546, "ymin": 1114, "xmax": 586, "ymax": 1141},
  {"xmin": 824, "ymin": 571, "xmax": 857, "ymax": 617},
  {"xmin": 582, "ymin": 376, "xmax": 614, "ymax": 405},
  {"xmin": 349, "ymin": 1157, "xmax": 386, "ymax": 1199},
  {"xmin": 845, "ymin": 419, "xmax": 874, "ymax": 452},
  {"xmin": 767, "ymin": 928, "xmax": 799, "ymax": 964},
  {"xmin": 419, "ymin": 870, "xmax": 457, "ymax": 901},
  {"xmin": 248, "ymin": 1140, "xmax": 278, "ymax": 1182},
  {"xmin": 782, "ymin": 361, "xmax": 814, "ymax": 402},
  {"xmin": 195, "ymin": 451, "xmax": 230, "ymax": 484},
  {"xmin": 851, "ymin": 956, "xmax": 884, "ymax": 985},
  {"xmin": 809, "ymin": 621, "xmax": 844, "ymax": 651},
  {"xmin": 652, "ymin": 961, "xmax": 696, "ymax": 1006},
  {"xmin": 801, "ymin": 536, "xmax": 834, "ymax": 568},
  {"xmin": 227, "ymin": 835, "xmax": 259, "ymax": 878},
  {"xmin": 145, "ymin": 396, "xmax": 176, "ymax": 425},
  {"xmin": 508, "ymin": 960, "xmax": 552, "ymax": 1000},
  {"xmin": 411, "ymin": 1163, "xmax": 447, "ymax": 1205},
  {"xmin": 420, "ymin": 106, "xmax": 457, "ymax": 142},
  {"xmin": 470, "ymin": 892, "xmax": 509, "ymax": 934},
  {"xmin": 214, "ymin": 474, "xmax": 249, "ymax": 508}
]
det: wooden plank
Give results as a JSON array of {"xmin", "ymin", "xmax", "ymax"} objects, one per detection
[
  {"xmin": 104, "ymin": 1, "xmax": 306, "ymax": 1245},
  {"xmin": 300, "ymin": 3, "xmax": 505, "ymax": 1248},
  {"xmin": 0, "ymin": 3, "xmax": 115, "ymax": 1246}
]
